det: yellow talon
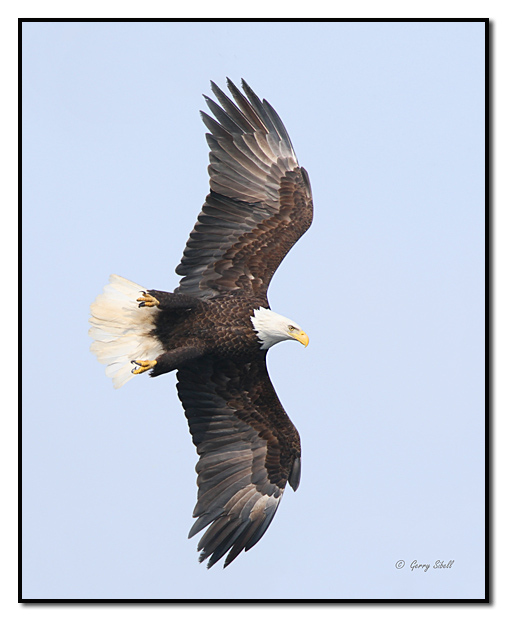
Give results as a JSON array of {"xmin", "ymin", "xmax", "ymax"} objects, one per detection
[
  {"xmin": 137, "ymin": 292, "xmax": 160, "ymax": 308},
  {"xmin": 131, "ymin": 359, "xmax": 158, "ymax": 375}
]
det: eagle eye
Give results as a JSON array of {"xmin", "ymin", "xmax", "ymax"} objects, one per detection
[{"xmin": 288, "ymin": 325, "xmax": 296, "ymax": 331}]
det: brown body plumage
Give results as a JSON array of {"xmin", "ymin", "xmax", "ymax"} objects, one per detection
[
  {"xmin": 148, "ymin": 291, "xmax": 265, "ymax": 364},
  {"xmin": 89, "ymin": 79, "xmax": 313, "ymax": 568}
]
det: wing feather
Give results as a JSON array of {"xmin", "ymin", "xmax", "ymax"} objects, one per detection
[
  {"xmin": 174, "ymin": 79, "xmax": 313, "ymax": 300},
  {"xmin": 176, "ymin": 355, "xmax": 301, "ymax": 568}
]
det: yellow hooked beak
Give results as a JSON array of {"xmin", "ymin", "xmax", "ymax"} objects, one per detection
[{"xmin": 293, "ymin": 330, "xmax": 309, "ymax": 347}]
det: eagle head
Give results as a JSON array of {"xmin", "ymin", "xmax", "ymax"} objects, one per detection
[{"xmin": 250, "ymin": 307, "xmax": 309, "ymax": 350}]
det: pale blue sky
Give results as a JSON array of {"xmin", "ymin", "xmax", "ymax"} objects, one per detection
[{"xmin": 22, "ymin": 20, "xmax": 485, "ymax": 600}]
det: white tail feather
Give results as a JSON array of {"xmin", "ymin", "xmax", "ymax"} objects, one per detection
[{"xmin": 89, "ymin": 274, "xmax": 164, "ymax": 388}]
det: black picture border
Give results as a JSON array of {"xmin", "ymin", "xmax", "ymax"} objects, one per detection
[{"xmin": 18, "ymin": 16, "xmax": 490, "ymax": 605}]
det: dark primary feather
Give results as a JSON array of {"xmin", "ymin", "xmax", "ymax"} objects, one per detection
[
  {"xmin": 176, "ymin": 356, "xmax": 301, "ymax": 568},
  {"xmin": 174, "ymin": 79, "xmax": 313, "ymax": 301}
]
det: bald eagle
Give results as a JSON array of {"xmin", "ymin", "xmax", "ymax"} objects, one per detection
[{"xmin": 89, "ymin": 79, "xmax": 313, "ymax": 568}]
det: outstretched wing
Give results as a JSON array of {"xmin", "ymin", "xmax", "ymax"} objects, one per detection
[
  {"xmin": 176, "ymin": 355, "xmax": 301, "ymax": 568},
  {"xmin": 174, "ymin": 79, "xmax": 313, "ymax": 300}
]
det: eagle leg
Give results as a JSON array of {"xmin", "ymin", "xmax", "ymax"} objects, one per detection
[
  {"xmin": 137, "ymin": 292, "xmax": 160, "ymax": 308},
  {"xmin": 144, "ymin": 289, "xmax": 201, "ymax": 310},
  {"xmin": 150, "ymin": 346, "xmax": 203, "ymax": 377},
  {"xmin": 131, "ymin": 359, "xmax": 158, "ymax": 374}
]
